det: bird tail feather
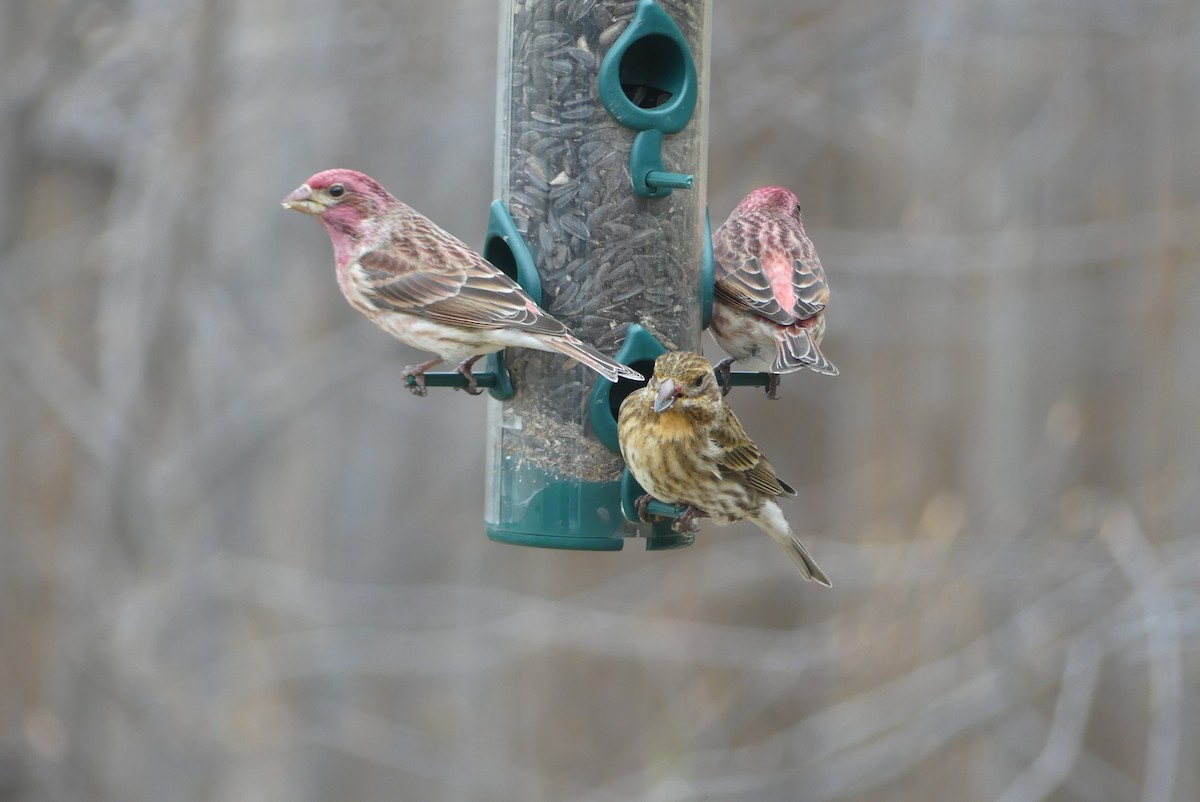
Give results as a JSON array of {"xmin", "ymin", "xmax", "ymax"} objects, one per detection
[
  {"xmin": 547, "ymin": 336, "xmax": 644, "ymax": 382},
  {"xmin": 754, "ymin": 500, "xmax": 832, "ymax": 587},
  {"xmin": 772, "ymin": 327, "xmax": 838, "ymax": 376}
]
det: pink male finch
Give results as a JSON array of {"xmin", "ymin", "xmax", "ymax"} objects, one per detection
[
  {"xmin": 711, "ymin": 186, "xmax": 838, "ymax": 399},
  {"xmin": 283, "ymin": 169, "xmax": 643, "ymax": 395},
  {"xmin": 618, "ymin": 351, "xmax": 831, "ymax": 586}
]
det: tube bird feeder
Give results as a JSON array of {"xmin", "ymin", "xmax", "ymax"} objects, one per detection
[{"xmin": 485, "ymin": 0, "xmax": 712, "ymax": 550}]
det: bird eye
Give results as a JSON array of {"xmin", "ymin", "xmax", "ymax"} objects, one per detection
[
  {"xmin": 329, "ymin": 184, "xmax": 345, "ymax": 198},
  {"xmin": 691, "ymin": 375, "xmax": 705, "ymax": 388}
]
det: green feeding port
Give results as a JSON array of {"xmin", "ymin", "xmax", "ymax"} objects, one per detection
[
  {"xmin": 598, "ymin": 0, "xmax": 699, "ymax": 198},
  {"xmin": 619, "ymin": 34, "xmax": 686, "ymax": 113},
  {"xmin": 483, "ymin": 199, "xmax": 542, "ymax": 306},
  {"xmin": 598, "ymin": 0, "xmax": 697, "ymax": 133},
  {"xmin": 588, "ymin": 323, "xmax": 665, "ymax": 454}
]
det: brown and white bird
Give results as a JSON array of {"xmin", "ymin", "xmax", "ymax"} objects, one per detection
[
  {"xmin": 283, "ymin": 169, "xmax": 643, "ymax": 394},
  {"xmin": 617, "ymin": 351, "xmax": 831, "ymax": 586},
  {"xmin": 711, "ymin": 186, "xmax": 837, "ymax": 399}
]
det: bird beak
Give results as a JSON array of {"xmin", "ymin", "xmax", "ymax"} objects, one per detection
[
  {"xmin": 653, "ymin": 379, "xmax": 679, "ymax": 413},
  {"xmin": 281, "ymin": 184, "xmax": 324, "ymax": 214}
]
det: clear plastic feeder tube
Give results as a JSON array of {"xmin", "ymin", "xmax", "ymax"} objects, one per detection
[{"xmin": 486, "ymin": 0, "xmax": 711, "ymax": 550}]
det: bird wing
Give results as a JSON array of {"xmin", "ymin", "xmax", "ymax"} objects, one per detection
[
  {"xmin": 356, "ymin": 226, "xmax": 568, "ymax": 337},
  {"xmin": 787, "ymin": 228, "xmax": 830, "ymax": 320},
  {"xmin": 713, "ymin": 216, "xmax": 827, "ymax": 324},
  {"xmin": 710, "ymin": 410, "xmax": 796, "ymax": 497}
]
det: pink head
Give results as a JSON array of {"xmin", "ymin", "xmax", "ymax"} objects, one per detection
[
  {"xmin": 282, "ymin": 168, "xmax": 394, "ymax": 244},
  {"xmin": 734, "ymin": 185, "xmax": 804, "ymax": 226}
]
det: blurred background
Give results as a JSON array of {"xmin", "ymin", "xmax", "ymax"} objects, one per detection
[{"xmin": 2, "ymin": 0, "xmax": 1198, "ymax": 800}]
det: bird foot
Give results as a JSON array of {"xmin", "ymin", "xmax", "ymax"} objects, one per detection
[
  {"xmin": 634, "ymin": 493, "xmax": 655, "ymax": 523},
  {"xmin": 673, "ymin": 505, "xmax": 705, "ymax": 534},
  {"xmin": 714, "ymin": 357, "xmax": 735, "ymax": 396},
  {"xmin": 401, "ymin": 357, "xmax": 444, "ymax": 397},
  {"xmin": 401, "ymin": 369, "xmax": 429, "ymax": 397},
  {"xmin": 454, "ymin": 355, "xmax": 484, "ymax": 396},
  {"xmin": 765, "ymin": 373, "xmax": 780, "ymax": 400}
]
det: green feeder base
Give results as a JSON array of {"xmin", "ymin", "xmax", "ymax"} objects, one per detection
[{"xmin": 485, "ymin": 462, "xmax": 683, "ymax": 551}]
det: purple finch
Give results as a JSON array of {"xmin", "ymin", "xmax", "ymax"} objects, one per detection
[
  {"xmin": 618, "ymin": 351, "xmax": 831, "ymax": 586},
  {"xmin": 283, "ymin": 169, "xmax": 643, "ymax": 394},
  {"xmin": 711, "ymin": 186, "xmax": 837, "ymax": 399}
]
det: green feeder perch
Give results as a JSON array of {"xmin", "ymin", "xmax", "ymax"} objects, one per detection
[{"xmin": 485, "ymin": 0, "xmax": 711, "ymax": 551}]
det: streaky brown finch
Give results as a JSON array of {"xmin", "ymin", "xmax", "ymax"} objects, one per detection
[
  {"xmin": 618, "ymin": 351, "xmax": 831, "ymax": 586},
  {"xmin": 283, "ymin": 169, "xmax": 643, "ymax": 395},
  {"xmin": 711, "ymin": 185, "xmax": 838, "ymax": 399}
]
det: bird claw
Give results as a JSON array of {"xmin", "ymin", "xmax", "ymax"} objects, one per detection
[
  {"xmin": 455, "ymin": 371, "xmax": 482, "ymax": 395},
  {"xmin": 765, "ymin": 373, "xmax": 780, "ymax": 400},
  {"xmin": 454, "ymin": 356, "xmax": 484, "ymax": 396},
  {"xmin": 635, "ymin": 495, "xmax": 701, "ymax": 532},
  {"xmin": 402, "ymin": 368, "xmax": 429, "ymax": 397},
  {"xmin": 714, "ymin": 358, "xmax": 734, "ymax": 396},
  {"xmin": 634, "ymin": 493, "xmax": 654, "ymax": 522},
  {"xmin": 673, "ymin": 505, "xmax": 704, "ymax": 534},
  {"xmin": 401, "ymin": 357, "xmax": 443, "ymax": 398}
]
